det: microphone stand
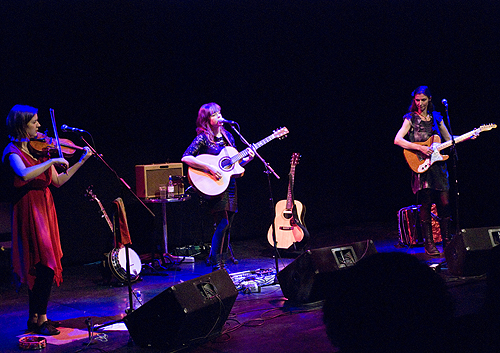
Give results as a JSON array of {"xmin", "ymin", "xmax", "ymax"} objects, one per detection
[
  {"xmin": 443, "ymin": 103, "xmax": 460, "ymax": 236},
  {"xmin": 229, "ymin": 125, "xmax": 281, "ymax": 282},
  {"xmin": 77, "ymin": 134, "xmax": 155, "ymax": 218},
  {"xmin": 74, "ymin": 132, "xmax": 150, "ymax": 346},
  {"xmin": 92, "ymin": 209, "xmax": 137, "ymax": 348}
]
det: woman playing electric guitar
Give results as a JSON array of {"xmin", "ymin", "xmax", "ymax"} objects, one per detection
[{"xmin": 394, "ymin": 86, "xmax": 477, "ymax": 257}]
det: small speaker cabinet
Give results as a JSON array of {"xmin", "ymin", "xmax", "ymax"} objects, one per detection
[
  {"xmin": 278, "ymin": 240, "xmax": 378, "ymax": 303},
  {"xmin": 445, "ymin": 226, "xmax": 500, "ymax": 276},
  {"xmin": 135, "ymin": 163, "xmax": 184, "ymax": 199}
]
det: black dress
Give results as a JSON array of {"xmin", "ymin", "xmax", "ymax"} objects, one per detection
[{"xmin": 404, "ymin": 111, "xmax": 450, "ymax": 195}]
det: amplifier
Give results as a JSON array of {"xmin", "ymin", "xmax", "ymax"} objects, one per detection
[{"xmin": 135, "ymin": 163, "xmax": 184, "ymax": 199}]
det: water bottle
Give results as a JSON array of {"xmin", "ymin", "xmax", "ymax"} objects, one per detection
[
  {"xmin": 127, "ymin": 290, "xmax": 142, "ymax": 312},
  {"xmin": 135, "ymin": 290, "xmax": 143, "ymax": 307},
  {"xmin": 167, "ymin": 175, "xmax": 175, "ymax": 199}
]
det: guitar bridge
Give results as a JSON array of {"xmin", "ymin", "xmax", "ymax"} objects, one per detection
[{"xmin": 279, "ymin": 226, "xmax": 293, "ymax": 231}]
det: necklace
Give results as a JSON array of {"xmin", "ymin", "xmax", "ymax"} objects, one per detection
[
  {"xmin": 20, "ymin": 146, "xmax": 37, "ymax": 160},
  {"xmin": 416, "ymin": 111, "xmax": 430, "ymax": 121}
]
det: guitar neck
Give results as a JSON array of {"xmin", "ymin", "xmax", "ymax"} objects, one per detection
[
  {"xmin": 437, "ymin": 129, "xmax": 478, "ymax": 151},
  {"xmin": 96, "ymin": 199, "xmax": 114, "ymax": 232},
  {"xmin": 229, "ymin": 133, "xmax": 278, "ymax": 164},
  {"xmin": 285, "ymin": 165, "xmax": 296, "ymax": 210}
]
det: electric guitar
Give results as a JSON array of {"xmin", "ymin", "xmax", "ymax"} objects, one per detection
[
  {"xmin": 187, "ymin": 127, "xmax": 289, "ymax": 196},
  {"xmin": 267, "ymin": 153, "xmax": 309, "ymax": 249},
  {"xmin": 404, "ymin": 123, "xmax": 496, "ymax": 173}
]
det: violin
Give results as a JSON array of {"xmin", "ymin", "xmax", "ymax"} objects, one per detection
[{"xmin": 29, "ymin": 132, "xmax": 85, "ymax": 158}]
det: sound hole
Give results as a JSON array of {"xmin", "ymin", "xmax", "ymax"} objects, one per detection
[
  {"xmin": 283, "ymin": 210, "xmax": 293, "ymax": 220},
  {"xmin": 219, "ymin": 157, "xmax": 233, "ymax": 171}
]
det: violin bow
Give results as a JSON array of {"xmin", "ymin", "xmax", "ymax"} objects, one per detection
[{"xmin": 49, "ymin": 108, "xmax": 67, "ymax": 173}]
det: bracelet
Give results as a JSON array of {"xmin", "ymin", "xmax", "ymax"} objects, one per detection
[{"xmin": 19, "ymin": 336, "xmax": 47, "ymax": 350}]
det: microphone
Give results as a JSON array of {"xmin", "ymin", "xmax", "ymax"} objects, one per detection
[
  {"xmin": 217, "ymin": 117, "xmax": 237, "ymax": 125},
  {"xmin": 61, "ymin": 124, "xmax": 86, "ymax": 133},
  {"xmin": 441, "ymin": 99, "xmax": 448, "ymax": 107}
]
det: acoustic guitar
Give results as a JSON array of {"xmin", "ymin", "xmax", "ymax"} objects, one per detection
[
  {"xmin": 187, "ymin": 127, "xmax": 289, "ymax": 197},
  {"xmin": 267, "ymin": 153, "xmax": 309, "ymax": 249},
  {"xmin": 404, "ymin": 123, "xmax": 496, "ymax": 173}
]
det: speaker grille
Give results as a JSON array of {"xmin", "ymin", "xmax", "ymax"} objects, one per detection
[{"xmin": 135, "ymin": 163, "xmax": 184, "ymax": 198}]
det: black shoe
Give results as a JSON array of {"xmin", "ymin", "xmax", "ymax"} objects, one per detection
[
  {"xmin": 46, "ymin": 319, "xmax": 61, "ymax": 328},
  {"xmin": 36, "ymin": 321, "xmax": 60, "ymax": 336},
  {"xmin": 206, "ymin": 256, "xmax": 215, "ymax": 267},
  {"xmin": 227, "ymin": 256, "xmax": 239, "ymax": 264},
  {"xmin": 424, "ymin": 242, "xmax": 440, "ymax": 257},
  {"xmin": 212, "ymin": 262, "xmax": 227, "ymax": 272},
  {"xmin": 27, "ymin": 320, "xmax": 37, "ymax": 332}
]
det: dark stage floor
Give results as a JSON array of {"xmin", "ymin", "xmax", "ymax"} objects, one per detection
[{"xmin": 1, "ymin": 222, "xmax": 497, "ymax": 353}]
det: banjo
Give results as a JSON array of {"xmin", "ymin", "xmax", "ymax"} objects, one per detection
[{"xmin": 86, "ymin": 187, "xmax": 142, "ymax": 282}]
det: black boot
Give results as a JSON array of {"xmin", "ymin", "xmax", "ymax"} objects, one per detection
[
  {"xmin": 422, "ymin": 221, "xmax": 440, "ymax": 256},
  {"xmin": 440, "ymin": 217, "xmax": 453, "ymax": 250},
  {"xmin": 227, "ymin": 243, "xmax": 239, "ymax": 264},
  {"xmin": 212, "ymin": 254, "xmax": 226, "ymax": 272}
]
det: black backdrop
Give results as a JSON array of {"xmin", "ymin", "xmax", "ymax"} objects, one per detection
[{"xmin": 1, "ymin": 1, "xmax": 499, "ymax": 265}]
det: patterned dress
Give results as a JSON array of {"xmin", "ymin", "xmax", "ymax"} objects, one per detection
[
  {"xmin": 182, "ymin": 132, "xmax": 238, "ymax": 213},
  {"xmin": 2, "ymin": 144, "xmax": 63, "ymax": 290},
  {"xmin": 404, "ymin": 111, "xmax": 450, "ymax": 194}
]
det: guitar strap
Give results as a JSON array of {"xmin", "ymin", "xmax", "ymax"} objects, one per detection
[
  {"xmin": 113, "ymin": 197, "xmax": 132, "ymax": 246},
  {"xmin": 220, "ymin": 129, "xmax": 235, "ymax": 148}
]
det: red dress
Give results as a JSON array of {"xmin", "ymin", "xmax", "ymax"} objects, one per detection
[{"xmin": 2, "ymin": 144, "xmax": 63, "ymax": 290}]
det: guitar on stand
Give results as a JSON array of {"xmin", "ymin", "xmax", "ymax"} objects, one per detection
[
  {"xmin": 86, "ymin": 187, "xmax": 142, "ymax": 283},
  {"xmin": 187, "ymin": 127, "xmax": 289, "ymax": 197},
  {"xmin": 268, "ymin": 153, "xmax": 309, "ymax": 250}
]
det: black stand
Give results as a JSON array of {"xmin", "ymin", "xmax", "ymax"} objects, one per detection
[
  {"xmin": 74, "ymin": 132, "xmax": 147, "ymax": 346},
  {"xmin": 265, "ymin": 166, "xmax": 280, "ymax": 283},
  {"xmin": 93, "ymin": 212, "xmax": 138, "ymax": 324},
  {"xmin": 142, "ymin": 196, "xmax": 194, "ymax": 271},
  {"xmin": 229, "ymin": 125, "xmax": 281, "ymax": 282},
  {"xmin": 69, "ymin": 134, "xmax": 149, "ymax": 345},
  {"xmin": 443, "ymin": 103, "xmax": 460, "ymax": 236},
  {"xmin": 78, "ymin": 135, "xmax": 155, "ymax": 218}
]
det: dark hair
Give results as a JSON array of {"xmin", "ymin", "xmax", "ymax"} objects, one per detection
[
  {"xmin": 408, "ymin": 86, "xmax": 435, "ymax": 113},
  {"xmin": 6, "ymin": 105, "xmax": 38, "ymax": 141},
  {"xmin": 196, "ymin": 102, "xmax": 222, "ymax": 143}
]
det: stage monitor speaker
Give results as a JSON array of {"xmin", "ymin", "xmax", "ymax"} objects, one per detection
[
  {"xmin": 277, "ymin": 240, "xmax": 377, "ymax": 304},
  {"xmin": 135, "ymin": 163, "xmax": 184, "ymax": 199},
  {"xmin": 124, "ymin": 269, "xmax": 238, "ymax": 350},
  {"xmin": 445, "ymin": 227, "xmax": 500, "ymax": 277}
]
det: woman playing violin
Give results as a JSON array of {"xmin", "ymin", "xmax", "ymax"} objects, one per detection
[{"xmin": 2, "ymin": 105, "xmax": 92, "ymax": 336}]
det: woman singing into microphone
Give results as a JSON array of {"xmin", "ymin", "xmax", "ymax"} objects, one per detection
[{"xmin": 182, "ymin": 103, "xmax": 254, "ymax": 271}]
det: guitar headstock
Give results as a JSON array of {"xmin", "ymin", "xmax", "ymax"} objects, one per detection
[
  {"xmin": 479, "ymin": 123, "xmax": 497, "ymax": 132},
  {"xmin": 85, "ymin": 186, "xmax": 99, "ymax": 202},
  {"xmin": 291, "ymin": 152, "xmax": 301, "ymax": 166},
  {"xmin": 273, "ymin": 127, "xmax": 289, "ymax": 140}
]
